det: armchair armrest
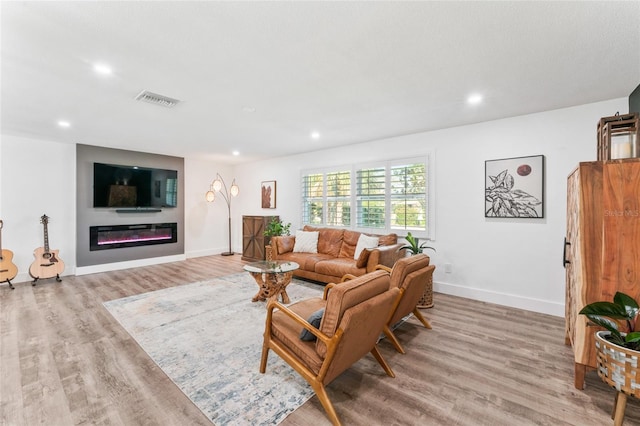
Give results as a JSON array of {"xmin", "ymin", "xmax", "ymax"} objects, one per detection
[
  {"xmin": 340, "ymin": 274, "xmax": 358, "ymax": 282},
  {"xmin": 375, "ymin": 265, "xmax": 392, "ymax": 273},
  {"xmin": 366, "ymin": 243, "xmax": 403, "ymax": 272},
  {"xmin": 266, "ymin": 300, "xmax": 330, "ymax": 344}
]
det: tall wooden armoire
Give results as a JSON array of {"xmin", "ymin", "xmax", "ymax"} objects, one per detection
[
  {"xmin": 565, "ymin": 159, "xmax": 640, "ymax": 389},
  {"xmin": 241, "ymin": 215, "xmax": 278, "ymax": 262}
]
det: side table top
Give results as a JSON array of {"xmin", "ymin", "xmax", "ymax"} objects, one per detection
[{"xmin": 243, "ymin": 260, "xmax": 299, "ymax": 274}]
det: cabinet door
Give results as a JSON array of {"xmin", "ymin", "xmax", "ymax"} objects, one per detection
[
  {"xmin": 242, "ymin": 216, "xmax": 265, "ymax": 261},
  {"xmin": 601, "ymin": 161, "xmax": 640, "ymax": 298},
  {"xmin": 242, "ymin": 216, "xmax": 278, "ymax": 261}
]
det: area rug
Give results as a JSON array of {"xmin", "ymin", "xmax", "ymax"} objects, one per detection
[{"xmin": 103, "ymin": 273, "xmax": 324, "ymax": 425}]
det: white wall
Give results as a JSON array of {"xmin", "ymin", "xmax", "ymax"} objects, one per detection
[
  {"xmin": 232, "ymin": 98, "xmax": 629, "ymax": 316},
  {"xmin": 0, "ymin": 135, "xmax": 76, "ymax": 283},
  {"xmin": 184, "ymin": 157, "xmax": 235, "ymax": 257}
]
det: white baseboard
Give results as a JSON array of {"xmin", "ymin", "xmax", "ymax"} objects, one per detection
[
  {"xmin": 186, "ymin": 248, "xmax": 241, "ymax": 258},
  {"xmin": 434, "ymin": 280, "xmax": 564, "ymax": 317},
  {"xmin": 75, "ymin": 254, "xmax": 186, "ymax": 276}
]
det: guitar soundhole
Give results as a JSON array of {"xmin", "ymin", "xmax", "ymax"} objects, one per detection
[{"xmin": 43, "ymin": 252, "xmax": 52, "ymax": 260}]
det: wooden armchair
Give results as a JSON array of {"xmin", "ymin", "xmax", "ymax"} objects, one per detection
[
  {"xmin": 260, "ymin": 270, "xmax": 400, "ymax": 426},
  {"xmin": 375, "ymin": 254, "xmax": 435, "ymax": 354}
]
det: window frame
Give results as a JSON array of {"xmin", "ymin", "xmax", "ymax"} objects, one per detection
[{"xmin": 300, "ymin": 154, "xmax": 435, "ymax": 240}]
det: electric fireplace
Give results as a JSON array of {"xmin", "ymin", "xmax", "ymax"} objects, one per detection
[{"xmin": 90, "ymin": 223, "xmax": 177, "ymax": 251}]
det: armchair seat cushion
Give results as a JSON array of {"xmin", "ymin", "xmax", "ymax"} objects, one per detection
[{"xmin": 271, "ymin": 298, "xmax": 325, "ymax": 374}]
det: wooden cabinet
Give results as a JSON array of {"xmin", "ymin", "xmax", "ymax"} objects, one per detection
[
  {"xmin": 565, "ymin": 160, "xmax": 640, "ymax": 389},
  {"xmin": 242, "ymin": 216, "xmax": 278, "ymax": 262}
]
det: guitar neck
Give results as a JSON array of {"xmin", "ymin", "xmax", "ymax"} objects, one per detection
[{"xmin": 43, "ymin": 221, "xmax": 50, "ymax": 253}]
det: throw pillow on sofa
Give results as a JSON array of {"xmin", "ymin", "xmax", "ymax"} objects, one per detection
[
  {"xmin": 354, "ymin": 234, "xmax": 379, "ymax": 260},
  {"xmin": 293, "ymin": 230, "xmax": 319, "ymax": 253}
]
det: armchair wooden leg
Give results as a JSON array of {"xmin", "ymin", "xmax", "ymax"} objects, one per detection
[
  {"xmin": 260, "ymin": 341, "xmax": 270, "ymax": 373},
  {"xmin": 312, "ymin": 382, "xmax": 341, "ymax": 426},
  {"xmin": 383, "ymin": 325, "xmax": 406, "ymax": 354},
  {"xmin": 413, "ymin": 307, "xmax": 432, "ymax": 329},
  {"xmin": 371, "ymin": 345, "xmax": 395, "ymax": 378}
]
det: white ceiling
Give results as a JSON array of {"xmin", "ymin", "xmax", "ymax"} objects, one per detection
[{"xmin": 2, "ymin": 1, "xmax": 639, "ymax": 164}]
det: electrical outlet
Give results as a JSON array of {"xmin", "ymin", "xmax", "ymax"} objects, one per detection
[{"xmin": 444, "ymin": 263, "xmax": 452, "ymax": 273}]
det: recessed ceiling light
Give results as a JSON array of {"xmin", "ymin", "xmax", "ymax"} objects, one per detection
[
  {"xmin": 242, "ymin": 106, "xmax": 256, "ymax": 113},
  {"xmin": 467, "ymin": 94, "xmax": 483, "ymax": 105},
  {"xmin": 93, "ymin": 63, "xmax": 112, "ymax": 75},
  {"xmin": 310, "ymin": 132, "xmax": 320, "ymax": 140},
  {"xmin": 57, "ymin": 120, "xmax": 71, "ymax": 128},
  {"xmin": 232, "ymin": 151, "xmax": 240, "ymax": 156}
]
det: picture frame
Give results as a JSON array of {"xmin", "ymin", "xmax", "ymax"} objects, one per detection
[
  {"xmin": 261, "ymin": 180, "xmax": 276, "ymax": 209},
  {"xmin": 485, "ymin": 155, "xmax": 544, "ymax": 218}
]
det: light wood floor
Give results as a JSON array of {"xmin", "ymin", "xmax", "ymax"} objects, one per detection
[{"xmin": 1, "ymin": 255, "xmax": 638, "ymax": 425}]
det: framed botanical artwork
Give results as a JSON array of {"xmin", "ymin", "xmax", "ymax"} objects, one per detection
[
  {"xmin": 485, "ymin": 155, "xmax": 544, "ymax": 218},
  {"xmin": 261, "ymin": 180, "xmax": 276, "ymax": 209}
]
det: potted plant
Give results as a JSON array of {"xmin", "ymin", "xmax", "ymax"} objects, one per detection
[
  {"xmin": 263, "ymin": 217, "xmax": 291, "ymax": 242},
  {"xmin": 579, "ymin": 292, "xmax": 640, "ymax": 425},
  {"xmin": 400, "ymin": 232, "xmax": 435, "ymax": 255},
  {"xmin": 263, "ymin": 218, "xmax": 291, "ymax": 261},
  {"xmin": 400, "ymin": 232, "xmax": 436, "ymax": 308}
]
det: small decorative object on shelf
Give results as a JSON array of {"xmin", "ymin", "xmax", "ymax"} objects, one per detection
[{"xmin": 597, "ymin": 112, "xmax": 640, "ymax": 160}]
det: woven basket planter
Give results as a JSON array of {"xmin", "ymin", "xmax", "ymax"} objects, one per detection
[
  {"xmin": 594, "ymin": 330, "xmax": 640, "ymax": 425},
  {"xmin": 416, "ymin": 273, "xmax": 433, "ymax": 309}
]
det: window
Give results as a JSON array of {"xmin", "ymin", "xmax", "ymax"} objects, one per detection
[
  {"xmin": 326, "ymin": 171, "xmax": 351, "ymax": 226},
  {"xmin": 389, "ymin": 162, "xmax": 426, "ymax": 231},
  {"xmin": 301, "ymin": 157, "xmax": 430, "ymax": 235},
  {"xmin": 356, "ymin": 167, "xmax": 386, "ymax": 228},
  {"xmin": 301, "ymin": 173, "xmax": 324, "ymax": 225}
]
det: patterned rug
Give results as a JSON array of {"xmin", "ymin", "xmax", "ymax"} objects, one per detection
[{"xmin": 103, "ymin": 272, "xmax": 324, "ymax": 425}]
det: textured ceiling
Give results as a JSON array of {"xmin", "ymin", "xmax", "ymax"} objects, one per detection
[{"xmin": 1, "ymin": 1, "xmax": 639, "ymax": 163}]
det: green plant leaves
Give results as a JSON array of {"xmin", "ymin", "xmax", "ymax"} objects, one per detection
[{"xmin": 579, "ymin": 291, "xmax": 640, "ymax": 350}]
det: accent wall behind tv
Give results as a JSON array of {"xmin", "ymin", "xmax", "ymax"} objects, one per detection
[{"xmin": 76, "ymin": 144, "xmax": 185, "ymax": 269}]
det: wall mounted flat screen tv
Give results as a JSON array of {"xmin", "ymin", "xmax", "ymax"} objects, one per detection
[{"xmin": 93, "ymin": 162, "xmax": 178, "ymax": 208}]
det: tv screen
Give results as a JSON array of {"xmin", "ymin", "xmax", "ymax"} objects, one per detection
[{"xmin": 93, "ymin": 163, "xmax": 178, "ymax": 208}]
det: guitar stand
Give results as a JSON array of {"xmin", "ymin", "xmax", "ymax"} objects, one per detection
[
  {"xmin": 31, "ymin": 274, "xmax": 62, "ymax": 286},
  {"xmin": 3, "ymin": 279, "xmax": 14, "ymax": 290}
]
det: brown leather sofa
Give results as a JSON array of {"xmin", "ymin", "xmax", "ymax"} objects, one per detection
[{"xmin": 266, "ymin": 225, "xmax": 403, "ymax": 284}]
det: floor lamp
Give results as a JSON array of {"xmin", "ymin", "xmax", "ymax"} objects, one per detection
[{"xmin": 206, "ymin": 173, "xmax": 239, "ymax": 256}]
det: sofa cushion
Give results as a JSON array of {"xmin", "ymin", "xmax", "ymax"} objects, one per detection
[
  {"xmin": 293, "ymin": 230, "xmax": 319, "ymax": 253},
  {"xmin": 355, "ymin": 248, "xmax": 371, "ymax": 268},
  {"xmin": 338, "ymin": 230, "xmax": 361, "ymax": 259},
  {"xmin": 378, "ymin": 233, "xmax": 398, "ymax": 246},
  {"xmin": 318, "ymin": 229, "xmax": 344, "ymax": 257},
  {"xmin": 275, "ymin": 236, "xmax": 295, "ymax": 254},
  {"xmin": 276, "ymin": 252, "xmax": 334, "ymax": 271},
  {"xmin": 314, "ymin": 258, "xmax": 366, "ymax": 281},
  {"xmin": 354, "ymin": 234, "xmax": 379, "ymax": 259}
]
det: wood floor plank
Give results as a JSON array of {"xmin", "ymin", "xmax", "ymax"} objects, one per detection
[{"xmin": 2, "ymin": 254, "xmax": 640, "ymax": 425}]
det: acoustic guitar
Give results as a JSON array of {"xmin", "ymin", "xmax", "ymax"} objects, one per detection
[
  {"xmin": 0, "ymin": 220, "xmax": 18, "ymax": 289},
  {"xmin": 29, "ymin": 214, "xmax": 64, "ymax": 285}
]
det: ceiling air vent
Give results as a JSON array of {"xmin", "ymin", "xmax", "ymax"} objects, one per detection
[{"xmin": 134, "ymin": 90, "xmax": 180, "ymax": 108}]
